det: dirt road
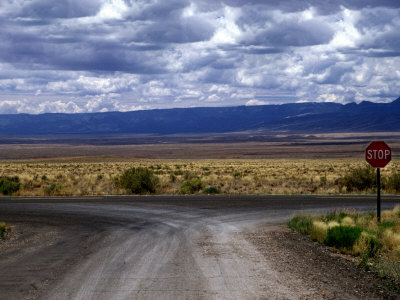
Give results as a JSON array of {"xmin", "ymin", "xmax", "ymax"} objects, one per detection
[{"xmin": 1, "ymin": 195, "xmax": 399, "ymax": 299}]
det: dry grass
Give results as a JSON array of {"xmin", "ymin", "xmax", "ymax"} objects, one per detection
[
  {"xmin": 0, "ymin": 158, "xmax": 399, "ymax": 196},
  {"xmin": 310, "ymin": 221, "xmax": 328, "ymax": 243},
  {"xmin": 289, "ymin": 206, "xmax": 400, "ymax": 285}
]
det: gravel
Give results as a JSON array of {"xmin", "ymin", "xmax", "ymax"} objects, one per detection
[{"xmin": 246, "ymin": 225, "xmax": 400, "ymax": 300}]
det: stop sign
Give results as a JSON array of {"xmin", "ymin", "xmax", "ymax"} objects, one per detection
[{"xmin": 366, "ymin": 141, "xmax": 391, "ymax": 168}]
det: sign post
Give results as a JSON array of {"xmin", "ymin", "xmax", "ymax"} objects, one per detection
[{"xmin": 365, "ymin": 141, "xmax": 391, "ymax": 222}]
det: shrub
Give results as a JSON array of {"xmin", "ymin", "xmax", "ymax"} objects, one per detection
[
  {"xmin": 310, "ymin": 221, "xmax": 328, "ymax": 243},
  {"xmin": 355, "ymin": 211, "xmax": 376, "ymax": 227},
  {"xmin": 387, "ymin": 173, "xmax": 400, "ymax": 193},
  {"xmin": 117, "ymin": 167, "xmax": 159, "ymax": 194},
  {"xmin": 287, "ymin": 215, "xmax": 313, "ymax": 235},
  {"xmin": 169, "ymin": 174, "xmax": 176, "ymax": 183},
  {"xmin": 341, "ymin": 216, "xmax": 355, "ymax": 226},
  {"xmin": 0, "ymin": 176, "xmax": 21, "ymax": 195},
  {"xmin": 325, "ymin": 210, "xmax": 348, "ymax": 222},
  {"xmin": 0, "ymin": 222, "xmax": 11, "ymax": 239},
  {"xmin": 289, "ymin": 208, "xmax": 400, "ymax": 284},
  {"xmin": 342, "ymin": 165, "xmax": 376, "ymax": 192},
  {"xmin": 382, "ymin": 229, "xmax": 400, "ymax": 251},
  {"xmin": 180, "ymin": 178, "xmax": 204, "ymax": 194},
  {"xmin": 183, "ymin": 172, "xmax": 197, "ymax": 180},
  {"xmin": 43, "ymin": 182, "xmax": 63, "ymax": 195},
  {"xmin": 378, "ymin": 221, "xmax": 396, "ymax": 231},
  {"xmin": 324, "ymin": 225, "xmax": 363, "ymax": 250},
  {"xmin": 327, "ymin": 221, "xmax": 340, "ymax": 228},
  {"xmin": 203, "ymin": 186, "xmax": 221, "ymax": 194},
  {"xmin": 354, "ymin": 232, "xmax": 382, "ymax": 258}
]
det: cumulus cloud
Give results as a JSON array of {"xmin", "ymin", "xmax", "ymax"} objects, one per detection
[
  {"xmin": 0, "ymin": 0, "xmax": 400, "ymax": 113},
  {"xmin": 0, "ymin": 99, "xmax": 83, "ymax": 114}
]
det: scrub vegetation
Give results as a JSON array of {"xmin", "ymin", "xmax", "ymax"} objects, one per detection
[
  {"xmin": 115, "ymin": 167, "xmax": 159, "ymax": 194},
  {"xmin": 0, "ymin": 222, "xmax": 11, "ymax": 240},
  {"xmin": 0, "ymin": 176, "xmax": 21, "ymax": 195},
  {"xmin": 288, "ymin": 207, "xmax": 400, "ymax": 287},
  {"xmin": 0, "ymin": 158, "xmax": 399, "ymax": 196}
]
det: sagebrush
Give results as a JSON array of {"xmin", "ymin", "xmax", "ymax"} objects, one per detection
[
  {"xmin": 116, "ymin": 167, "xmax": 159, "ymax": 194},
  {"xmin": 0, "ymin": 158, "xmax": 399, "ymax": 196},
  {"xmin": 288, "ymin": 207, "xmax": 400, "ymax": 285},
  {"xmin": 0, "ymin": 222, "xmax": 11, "ymax": 240}
]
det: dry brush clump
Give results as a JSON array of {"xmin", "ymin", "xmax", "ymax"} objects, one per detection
[
  {"xmin": 115, "ymin": 167, "xmax": 159, "ymax": 194},
  {"xmin": 0, "ymin": 158, "xmax": 399, "ymax": 196},
  {"xmin": 0, "ymin": 176, "xmax": 20, "ymax": 195},
  {"xmin": 288, "ymin": 207, "xmax": 400, "ymax": 287},
  {"xmin": 0, "ymin": 222, "xmax": 11, "ymax": 240}
]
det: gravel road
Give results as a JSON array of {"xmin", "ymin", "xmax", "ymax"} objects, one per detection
[{"xmin": 1, "ymin": 195, "xmax": 400, "ymax": 300}]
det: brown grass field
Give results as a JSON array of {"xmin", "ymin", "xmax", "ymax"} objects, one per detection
[{"xmin": 0, "ymin": 132, "xmax": 399, "ymax": 196}]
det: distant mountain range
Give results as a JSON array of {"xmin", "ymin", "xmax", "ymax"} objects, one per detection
[{"xmin": 0, "ymin": 97, "xmax": 399, "ymax": 135}]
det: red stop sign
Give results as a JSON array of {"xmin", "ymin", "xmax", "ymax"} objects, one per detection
[{"xmin": 366, "ymin": 141, "xmax": 391, "ymax": 168}]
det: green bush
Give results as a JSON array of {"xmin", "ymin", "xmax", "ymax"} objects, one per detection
[
  {"xmin": 180, "ymin": 178, "xmax": 204, "ymax": 194},
  {"xmin": 324, "ymin": 225, "xmax": 363, "ymax": 249},
  {"xmin": 0, "ymin": 222, "xmax": 11, "ymax": 239},
  {"xmin": 43, "ymin": 182, "xmax": 63, "ymax": 195},
  {"xmin": 387, "ymin": 173, "xmax": 400, "ymax": 193},
  {"xmin": 203, "ymin": 186, "xmax": 221, "ymax": 194},
  {"xmin": 117, "ymin": 167, "xmax": 159, "ymax": 194},
  {"xmin": 379, "ymin": 221, "xmax": 397, "ymax": 230},
  {"xmin": 342, "ymin": 165, "xmax": 376, "ymax": 192},
  {"xmin": 324, "ymin": 210, "xmax": 349, "ymax": 222},
  {"xmin": 0, "ymin": 176, "xmax": 21, "ymax": 195},
  {"xmin": 363, "ymin": 235, "xmax": 382, "ymax": 258},
  {"xmin": 287, "ymin": 215, "xmax": 313, "ymax": 235},
  {"xmin": 183, "ymin": 172, "xmax": 197, "ymax": 180}
]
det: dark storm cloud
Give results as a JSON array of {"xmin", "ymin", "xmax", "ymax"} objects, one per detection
[
  {"xmin": 133, "ymin": 15, "xmax": 215, "ymax": 43},
  {"xmin": 124, "ymin": 0, "xmax": 189, "ymax": 21},
  {"xmin": 0, "ymin": 0, "xmax": 217, "ymax": 74},
  {"xmin": 224, "ymin": 0, "xmax": 400, "ymax": 13},
  {"xmin": 9, "ymin": 0, "xmax": 100, "ymax": 19},
  {"xmin": 0, "ymin": 0, "xmax": 399, "ymax": 113},
  {"xmin": 242, "ymin": 19, "xmax": 334, "ymax": 47}
]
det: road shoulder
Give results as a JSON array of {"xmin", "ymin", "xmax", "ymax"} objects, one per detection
[{"xmin": 245, "ymin": 224, "xmax": 399, "ymax": 299}]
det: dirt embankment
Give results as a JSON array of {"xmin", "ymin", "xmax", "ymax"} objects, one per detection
[{"xmin": 246, "ymin": 225, "xmax": 399, "ymax": 300}]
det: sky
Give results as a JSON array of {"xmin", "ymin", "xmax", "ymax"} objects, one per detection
[{"xmin": 0, "ymin": 0, "xmax": 400, "ymax": 114}]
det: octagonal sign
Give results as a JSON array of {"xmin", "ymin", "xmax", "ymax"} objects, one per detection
[{"xmin": 366, "ymin": 141, "xmax": 391, "ymax": 168}]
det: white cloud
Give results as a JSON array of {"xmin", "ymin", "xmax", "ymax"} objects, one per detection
[
  {"xmin": 245, "ymin": 99, "xmax": 268, "ymax": 106},
  {"xmin": 46, "ymin": 74, "xmax": 140, "ymax": 94},
  {"xmin": 205, "ymin": 94, "xmax": 221, "ymax": 102},
  {"xmin": 329, "ymin": 8, "xmax": 361, "ymax": 49},
  {"xmin": 96, "ymin": 0, "xmax": 128, "ymax": 20},
  {"xmin": 0, "ymin": 99, "xmax": 84, "ymax": 114},
  {"xmin": 211, "ymin": 5, "xmax": 242, "ymax": 45}
]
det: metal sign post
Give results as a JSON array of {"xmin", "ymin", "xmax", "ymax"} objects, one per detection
[
  {"xmin": 377, "ymin": 167, "xmax": 381, "ymax": 222},
  {"xmin": 365, "ymin": 141, "xmax": 391, "ymax": 223}
]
